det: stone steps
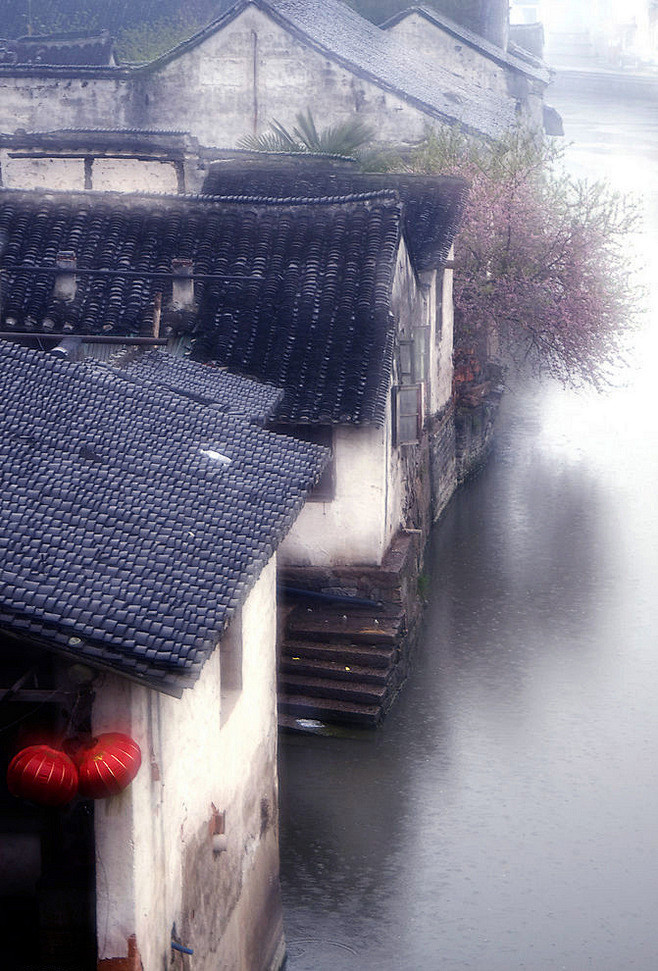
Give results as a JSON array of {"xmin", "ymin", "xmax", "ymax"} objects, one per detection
[
  {"xmin": 285, "ymin": 604, "xmax": 405, "ymax": 645},
  {"xmin": 278, "ymin": 693, "xmax": 381, "ymax": 728},
  {"xmin": 281, "ymin": 638, "xmax": 396, "ymax": 669},
  {"xmin": 281, "ymin": 672, "xmax": 389, "ymax": 705},
  {"xmin": 278, "ymin": 600, "xmax": 404, "ymax": 729},
  {"xmin": 280, "ymin": 654, "xmax": 392, "ymax": 684},
  {"xmin": 277, "ymin": 532, "xmax": 420, "ymax": 730}
]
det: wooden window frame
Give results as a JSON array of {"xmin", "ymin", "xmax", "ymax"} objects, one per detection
[{"xmin": 393, "ymin": 383, "xmax": 424, "ymax": 446}]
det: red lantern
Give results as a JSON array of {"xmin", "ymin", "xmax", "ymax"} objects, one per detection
[
  {"xmin": 73, "ymin": 733, "xmax": 142, "ymax": 799},
  {"xmin": 7, "ymin": 744, "xmax": 78, "ymax": 807}
]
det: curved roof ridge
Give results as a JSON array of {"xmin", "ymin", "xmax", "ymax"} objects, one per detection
[
  {"xmin": 0, "ymin": 184, "xmax": 402, "ymax": 209},
  {"xmin": 380, "ymin": 4, "xmax": 551, "ymax": 82}
]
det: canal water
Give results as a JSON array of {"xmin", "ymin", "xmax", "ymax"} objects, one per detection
[{"xmin": 279, "ymin": 71, "xmax": 658, "ymax": 970}]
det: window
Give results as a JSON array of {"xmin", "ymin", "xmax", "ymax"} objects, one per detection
[
  {"xmin": 220, "ymin": 611, "xmax": 242, "ymax": 727},
  {"xmin": 413, "ymin": 326, "xmax": 430, "ymax": 384},
  {"xmin": 398, "ymin": 329, "xmax": 429, "ymax": 385},
  {"xmin": 393, "ymin": 384, "xmax": 424, "ymax": 446}
]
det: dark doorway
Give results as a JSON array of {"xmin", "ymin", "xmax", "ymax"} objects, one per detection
[{"xmin": 0, "ymin": 641, "xmax": 97, "ymax": 970}]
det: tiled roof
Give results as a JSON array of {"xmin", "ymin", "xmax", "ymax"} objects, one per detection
[
  {"xmin": 0, "ymin": 31, "xmax": 114, "ymax": 67},
  {"xmin": 115, "ymin": 349, "xmax": 283, "ymax": 424},
  {"xmin": 0, "ymin": 187, "xmax": 402, "ymax": 424},
  {"xmin": 203, "ymin": 155, "xmax": 468, "ymax": 273},
  {"xmin": 0, "ymin": 341, "xmax": 327, "ymax": 695},
  {"xmin": 379, "ymin": 5, "xmax": 551, "ymax": 83},
  {"xmin": 0, "ymin": 1, "xmax": 514, "ymax": 138},
  {"xmin": 250, "ymin": 0, "xmax": 516, "ymax": 139}
]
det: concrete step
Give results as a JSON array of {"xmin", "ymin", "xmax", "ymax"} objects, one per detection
[
  {"xmin": 280, "ymin": 655, "xmax": 392, "ymax": 684},
  {"xmin": 279, "ymin": 638, "xmax": 396, "ymax": 668},
  {"xmin": 281, "ymin": 673, "xmax": 388, "ymax": 705},
  {"xmin": 286, "ymin": 605, "xmax": 405, "ymax": 645},
  {"xmin": 278, "ymin": 693, "xmax": 381, "ymax": 727}
]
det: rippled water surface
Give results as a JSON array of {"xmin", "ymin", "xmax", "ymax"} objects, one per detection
[{"xmin": 279, "ymin": 71, "xmax": 658, "ymax": 970}]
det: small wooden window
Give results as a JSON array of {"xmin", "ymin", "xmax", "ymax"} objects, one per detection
[
  {"xmin": 413, "ymin": 326, "xmax": 430, "ymax": 384},
  {"xmin": 399, "ymin": 339, "xmax": 414, "ymax": 383},
  {"xmin": 393, "ymin": 384, "xmax": 424, "ymax": 446}
]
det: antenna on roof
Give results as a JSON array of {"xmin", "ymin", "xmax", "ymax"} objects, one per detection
[{"xmin": 27, "ymin": 0, "xmax": 33, "ymax": 37}]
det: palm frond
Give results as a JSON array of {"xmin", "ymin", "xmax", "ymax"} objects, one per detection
[{"xmin": 239, "ymin": 109, "xmax": 374, "ymax": 158}]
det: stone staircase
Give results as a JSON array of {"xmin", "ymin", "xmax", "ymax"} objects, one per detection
[{"xmin": 277, "ymin": 532, "xmax": 421, "ymax": 730}]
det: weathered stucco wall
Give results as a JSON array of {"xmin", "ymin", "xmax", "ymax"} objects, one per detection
[
  {"xmin": 279, "ymin": 422, "xmax": 390, "ymax": 567},
  {"xmin": 0, "ymin": 155, "xmax": 87, "ymax": 191},
  {"xmin": 146, "ymin": 8, "xmax": 435, "ymax": 148},
  {"xmin": 93, "ymin": 556, "xmax": 284, "ymax": 971},
  {"xmin": 0, "ymin": 152, "xmax": 181, "ymax": 193},
  {"xmin": 0, "ymin": 8, "xmax": 438, "ymax": 151},
  {"xmin": 386, "ymin": 14, "xmax": 511, "ymax": 97},
  {"xmin": 436, "ymin": 259, "xmax": 455, "ymax": 411},
  {"xmin": 385, "ymin": 13, "xmax": 546, "ymax": 129},
  {"xmin": 0, "ymin": 76, "xmax": 132, "ymax": 133}
]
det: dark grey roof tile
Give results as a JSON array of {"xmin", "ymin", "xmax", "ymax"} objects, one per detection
[
  {"xmin": 0, "ymin": 341, "xmax": 327, "ymax": 693},
  {"xmin": 0, "ymin": 187, "xmax": 402, "ymax": 424}
]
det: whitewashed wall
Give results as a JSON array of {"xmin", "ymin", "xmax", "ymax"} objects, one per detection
[
  {"xmin": 93, "ymin": 556, "xmax": 284, "ymax": 971},
  {"xmin": 386, "ymin": 14, "xmax": 511, "ymax": 97},
  {"xmin": 385, "ymin": 13, "xmax": 546, "ymax": 129},
  {"xmin": 435, "ymin": 256, "xmax": 455, "ymax": 414},
  {"xmin": 0, "ymin": 152, "xmax": 181, "ymax": 194},
  {"xmin": 279, "ymin": 422, "xmax": 391, "ymax": 567},
  {"xmin": 145, "ymin": 8, "xmax": 437, "ymax": 149},
  {"xmin": 0, "ymin": 8, "xmax": 440, "ymax": 150}
]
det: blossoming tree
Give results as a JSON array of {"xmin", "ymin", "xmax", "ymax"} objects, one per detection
[{"xmin": 408, "ymin": 128, "xmax": 640, "ymax": 389}]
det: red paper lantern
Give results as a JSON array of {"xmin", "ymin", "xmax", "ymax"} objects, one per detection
[
  {"xmin": 7, "ymin": 744, "xmax": 78, "ymax": 807},
  {"xmin": 74, "ymin": 733, "xmax": 142, "ymax": 799}
]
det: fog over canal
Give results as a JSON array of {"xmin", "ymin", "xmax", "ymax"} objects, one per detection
[{"xmin": 279, "ymin": 69, "xmax": 658, "ymax": 970}]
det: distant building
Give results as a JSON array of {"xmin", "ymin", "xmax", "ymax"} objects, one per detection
[{"xmin": 543, "ymin": 0, "xmax": 656, "ymax": 68}]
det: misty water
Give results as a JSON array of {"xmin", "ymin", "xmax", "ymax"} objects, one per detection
[{"xmin": 278, "ymin": 70, "xmax": 658, "ymax": 970}]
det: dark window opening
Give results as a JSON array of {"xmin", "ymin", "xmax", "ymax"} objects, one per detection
[{"xmin": 0, "ymin": 639, "xmax": 97, "ymax": 969}]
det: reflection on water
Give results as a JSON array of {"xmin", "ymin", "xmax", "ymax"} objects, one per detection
[{"xmin": 279, "ymin": 71, "xmax": 658, "ymax": 970}]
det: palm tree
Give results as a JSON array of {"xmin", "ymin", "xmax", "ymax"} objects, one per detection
[{"xmin": 239, "ymin": 109, "xmax": 374, "ymax": 158}]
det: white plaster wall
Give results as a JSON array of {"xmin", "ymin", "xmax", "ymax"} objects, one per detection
[
  {"xmin": 0, "ymin": 155, "xmax": 86, "ymax": 191},
  {"xmin": 93, "ymin": 556, "xmax": 280, "ymax": 971},
  {"xmin": 0, "ymin": 9, "xmax": 437, "ymax": 151},
  {"xmin": 91, "ymin": 158, "xmax": 180, "ymax": 193},
  {"xmin": 0, "ymin": 152, "xmax": 182, "ymax": 194},
  {"xmin": 279, "ymin": 424, "xmax": 388, "ymax": 567},
  {"xmin": 391, "ymin": 238, "xmax": 427, "ymax": 344},
  {"xmin": 0, "ymin": 76, "xmax": 133, "ymax": 133},
  {"xmin": 147, "ymin": 8, "xmax": 436, "ymax": 149},
  {"xmin": 386, "ymin": 15, "xmax": 512, "ymax": 97},
  {"xmin": 436, "ymin": 257, "xmax": 455, "ymax": 411},
  {"xmin": 386, "ymin": 14, "xmax": 547, "ymax": 129}
]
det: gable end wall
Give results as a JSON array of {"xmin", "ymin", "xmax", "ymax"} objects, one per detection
[{"xmin": 0, "ymin": 9, "xmax": 450, "ymax": 149}]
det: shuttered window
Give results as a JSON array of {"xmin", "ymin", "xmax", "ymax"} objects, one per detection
[{"xmin": 393, "ymin": 384, "xmax": 423, "ymax": 445}]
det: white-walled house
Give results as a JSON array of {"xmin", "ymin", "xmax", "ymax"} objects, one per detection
[
  {"xmin": 200, "ymin": 156, "xmax": 467, "ymax": 569},
  {"xmin": 0, "ymin": 342, "xmax": 326, "ymax": 969},
  {"xmin": 0, "ymin": 167, "xmax": 465, "ymax": 724},
  {"xmin": 380, "ymin": 4, "xmax": 552, "ymax": 131},
  {"xmin": 0, "ymin": 0, "xmax": 535, "ymax": 149},
  {"xmin": 195, "ymin": 156, "xmax": 467, "ymax": 725}
]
